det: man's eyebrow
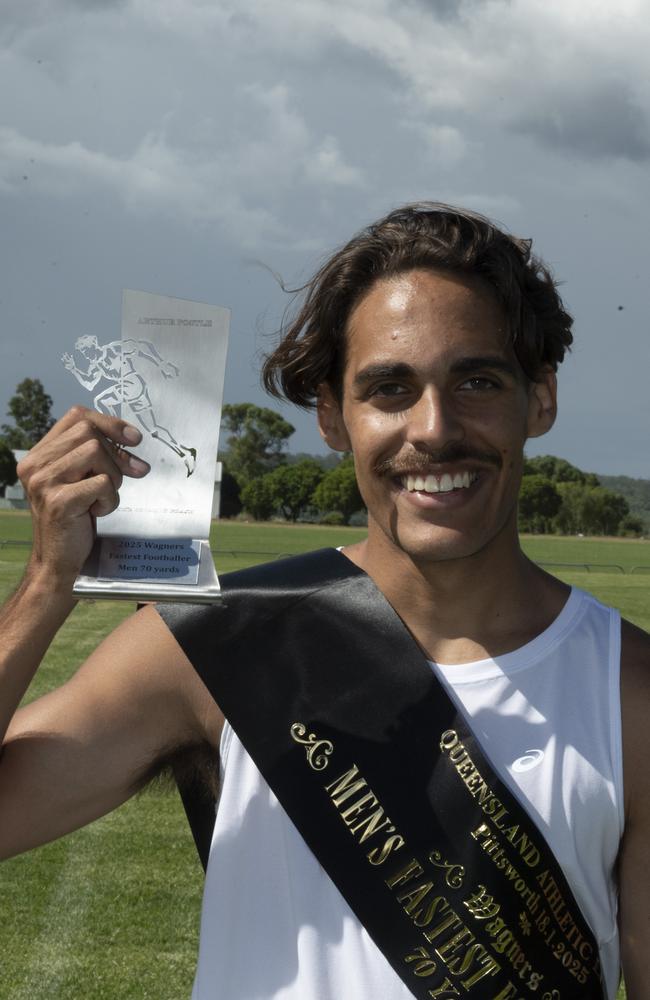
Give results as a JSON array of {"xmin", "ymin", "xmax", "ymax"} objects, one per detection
[
  {"xmin": 450, "ymin": 356, "xmax": 519, "ymax": 377},
  {"xmin": 352, "ymin": 357, "xmax": 520, "ymax": 388},
  {"xmin": 352, "ymin": 363, "xmax": 415, "ymax": 387}
]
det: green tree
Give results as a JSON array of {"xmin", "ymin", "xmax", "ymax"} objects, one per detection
[
  {"xmin": 598, "ymin": 474, "xmax": 650, "ymax": 528},
  {"xmin": 313, "ymin": 456, "xmax": 364, "ymax": 525},
  {"xmin": 2, "ymin": 378, "xmax": 55, "ymax": 449},
  {"xmin": 554, "ymin": 483, "xmax": 629, "ymax": 536},
  {"xmin": 518, "ymin": 475, "xmax": 561, "ymax": 534},
  {"xmin": 524, "ymin": 455, "xmax": 599, "ymax": 487},
  {"xmin": 219, "ymin": 468, "xmax": 242, "ymax": 518},
  {"xmin": 553, "ymin": 482, "xmax": 585, "ymax": 534},
  {"xmin": 582, "ymin": 487, "xmax": 629, "ymax": 536},
  {"xmin": 240, "ymin": 476, "xmax": 276, "ymax": 521},
  {"xmin": 266, "ymin": 459, "xmax": 324, "ymax": 522},
  {"xmin": 220, "ymin": 403, "xmax": 295, "ymax": 488},
  {"xmin": 618, "ymin": 513, "xmax": 645, "ymax": 538},
  {"xmin": 0, "ymin": 439, "xmax": 17, "ymax": 493}
]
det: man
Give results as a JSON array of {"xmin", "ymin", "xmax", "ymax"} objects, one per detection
[{"xmin": 1, "ymin": 203, "xmax": 648, "ymax": 998}]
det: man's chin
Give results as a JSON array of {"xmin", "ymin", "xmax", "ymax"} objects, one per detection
[
  {"xmin": 379, "ymin": 525, "xmax": 477, "ymax": 564},
  {"xmin": 401, "ymin": 540, "xmax": 483, "ymax": 566},
  {"xmin": 381, "ymin": 516, "xmax": 518, "ymax": 567}
]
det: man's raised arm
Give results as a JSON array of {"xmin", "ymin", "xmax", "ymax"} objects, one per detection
[
  {"xmin": 0, "ymin": 407, "xmax": 220, "ymax": 860},
  {"xmin": 0, "ymin": 407, "xmax": 145, "ymax": 731}
]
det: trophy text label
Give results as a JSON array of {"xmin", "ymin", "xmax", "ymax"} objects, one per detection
[{"xmin": 98, "ymin": 537, "xmax": 201, "ymax": 585}]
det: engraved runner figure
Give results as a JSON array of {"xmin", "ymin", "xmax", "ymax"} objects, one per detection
[{"xmin": 62, "ymin": 335, "xmax": 197, "ymax": 477}]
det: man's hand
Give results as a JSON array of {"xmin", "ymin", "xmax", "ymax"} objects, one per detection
[{"xmin": 17, "ymin": 406, "xmax": 150, "ymax": 591}]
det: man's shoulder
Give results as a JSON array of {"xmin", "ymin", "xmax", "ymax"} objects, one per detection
[
  {"xmin": 575, "ymin": 588, "xmax": 650, "ymax": 669},
  {"xmin": 157, "ymin": 548, "xmax": 360, "ymax": 649},
  {"xmin": 620, "ymin": 618, "xmax": 650, "ymax": 720},
  {"xmin": 620, "ymin": 618, "xmax": 650, "ymax": 821}
]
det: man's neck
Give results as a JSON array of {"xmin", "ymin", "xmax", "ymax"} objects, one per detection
[{"xmin": 343, "ymin": 525, "xmax": 570, "ymax": 665}]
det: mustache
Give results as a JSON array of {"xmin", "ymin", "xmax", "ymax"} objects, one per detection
[{"xmin": 374, "ymin": 444, "xmax": 502, "ymax": 477}]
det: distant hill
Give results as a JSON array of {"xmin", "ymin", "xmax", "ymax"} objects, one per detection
[
  {"xmin": 598, "ymin": 474, "xmax": 650, "ymax": 528},
  {"xmin": 287, "ymin": 451, "xmax": 341, "ymax": 470}
]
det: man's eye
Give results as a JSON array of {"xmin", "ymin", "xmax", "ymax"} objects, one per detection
[
  {"xmin": 458, "ymin": 376, "xmax": 498, "ymax": 391},
  {"xmin": 370, "ymin": 382, "xmax": 409, "ymax": 398}
]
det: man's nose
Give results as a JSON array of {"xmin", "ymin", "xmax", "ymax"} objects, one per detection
[{"xmin": 404, "ymin": 388, "xmax": 464, "ymax": 449}]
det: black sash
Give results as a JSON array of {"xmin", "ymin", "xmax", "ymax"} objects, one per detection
[{"xmin": 159, "ymin": 549, "xmax": 605, "ymax": 1000}]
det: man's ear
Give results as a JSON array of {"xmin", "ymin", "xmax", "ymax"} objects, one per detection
[
  {"xmin": 317, "ymin": 383, "xmax": 351, "ymax": 452},
  {"xmin": 526, "ymin": 367, "xmax": 557, "ymax": 439}
]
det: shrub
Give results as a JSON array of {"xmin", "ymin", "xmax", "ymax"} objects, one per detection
[{"xmin": 320, "ymin": 510, "xmax": 345, "ymax": 526}]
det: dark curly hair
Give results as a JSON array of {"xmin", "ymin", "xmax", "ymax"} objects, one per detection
[{"xmin": 262, "ymin": 202, "xmax": 573, "ymax": 407}]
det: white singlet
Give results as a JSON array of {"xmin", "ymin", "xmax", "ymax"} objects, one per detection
[{"xmin": 191, "ymin": 586, "xmax": 623, "ymax": 999}]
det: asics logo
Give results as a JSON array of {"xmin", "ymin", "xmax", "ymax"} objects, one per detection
[{"xmin": 512, "ymin": 749, "xmax": 544, "ymax": 773}]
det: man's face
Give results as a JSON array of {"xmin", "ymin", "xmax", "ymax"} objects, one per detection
[{"xmin": 318, "ymin": 269, "xmax": 556, "ymax": 565}]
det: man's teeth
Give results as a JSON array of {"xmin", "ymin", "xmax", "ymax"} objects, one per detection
[{"xmin": 403, "ymin": 471, "xmax": 475, "ymax": 493}]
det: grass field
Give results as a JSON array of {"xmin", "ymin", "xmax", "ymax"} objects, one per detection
[{"xmin": 0, "ymin": 511, "xmax": 638, "ymax": 999}]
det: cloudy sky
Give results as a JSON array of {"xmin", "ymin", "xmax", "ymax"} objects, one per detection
[{"xmin": 1, "ymin": 0, "xmax": 648, "ymax": 476}]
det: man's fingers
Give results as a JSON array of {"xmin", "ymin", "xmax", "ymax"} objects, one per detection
[
  {"xmin": 102, "ymin": 438, "xmax": 150, "ymax": 478},
  {"xmin": 52, "ymin": 438, "xmax": 125, "ymax": 492},
  {"xmin": 83, "ymin": 430, "xmax": 149, "ymax": 481},
  {"xmin": 34, "ymin": 406, "xmax": 143, "ymax": 451},
  {"xmin": 48, "ymin": 475, "xmax": 120, "ymax": 522},
  {"xmin": 18, "ymin": 412, "xmax": 149, "ymax": 489},
  {"xmin": 88, "ymin": 476, "xmax": 121, "ymax": 517}
]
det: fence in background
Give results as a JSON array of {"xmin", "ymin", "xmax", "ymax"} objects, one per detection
[{"xmin": 3, "ymin": 540, "xmax": 650, "ymax": 575}]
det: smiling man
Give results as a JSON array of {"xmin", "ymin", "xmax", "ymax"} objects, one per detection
[{"xmin": 1, "ymin": 204, "xmax": 648, "ymax": 999}]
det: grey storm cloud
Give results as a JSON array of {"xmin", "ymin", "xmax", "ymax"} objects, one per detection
[
  {"xmin": 65, "ymin": 0, "xmax": 126, "ymax": 7},
  {"xmin": 514, "ymin": 83, "xmax": 650, "ymax": 162},
  {"xmin": 1, "ymin": 0, "xmax": 650, "ymax": 474}
]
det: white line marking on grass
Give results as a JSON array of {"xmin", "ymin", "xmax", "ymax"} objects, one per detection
[{"xmin": 7, "ymin": 822, "xmax": 108, "ymax": 1000}]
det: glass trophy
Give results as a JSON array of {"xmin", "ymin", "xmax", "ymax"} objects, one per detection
[{"xmin": 61, "ymin": 289, "xmax": 229, "ymax": 603}]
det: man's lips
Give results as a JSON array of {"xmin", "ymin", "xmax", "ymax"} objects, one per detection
[{"xmin": 375, "ymin": 447, "xmax": 501, "ymax": 499}]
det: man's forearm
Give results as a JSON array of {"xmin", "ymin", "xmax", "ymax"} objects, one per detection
[{"xmin": 0, "ymin": 570, "xmax": 75, "ymax": 741}]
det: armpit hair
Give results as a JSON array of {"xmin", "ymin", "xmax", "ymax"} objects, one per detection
[{"xmin": 133, "ymin": 739, "xmax": 220, "ymax": 802}]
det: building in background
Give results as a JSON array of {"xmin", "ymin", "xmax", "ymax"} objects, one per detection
[{"xmin": 1, "ymin": 449, "xmax": 28, "ymax": 510}]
